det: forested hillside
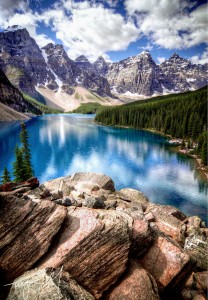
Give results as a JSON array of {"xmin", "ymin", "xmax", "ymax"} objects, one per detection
[{"xmin": 95, "ymin": 87, "xmax": 207, "ymax": 165}]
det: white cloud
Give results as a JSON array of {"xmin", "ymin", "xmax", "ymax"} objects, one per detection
[
  {"xmin": 138, "ymin": 42, "xmax": 153, "ymax": 51},
  {"xmin": 0, "ymin": 1, "xmax": 54, "ymax": 47},
  {"xmin": 157, "ymin": 56, "xmax": 166, "ymax": 64},
  {"xmin": 125, "ymin": 0, "xmax": 208, "ymax": 49},
  {"xmin": 39, "ymin": 0, "xmax": 139, "ymax": 60},
  {"xmin": 190, "ymin": 48, "xmax": 208, "ymax": 65}
]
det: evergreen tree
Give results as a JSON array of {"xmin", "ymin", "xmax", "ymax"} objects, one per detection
[
  {"xmin": 201, "ymin": 139, "xmax": 207, "ymax": 166},
  {"xmin": 1, "ymin": 167, "xmax": 11, "ymax": 184},
  {"xmin": 19, "ymin": 123, "xmax": 33, "ymax": 179},
  {"xmin": 13, "ymin": 145, "xmax": 25, "ymax": 182}
]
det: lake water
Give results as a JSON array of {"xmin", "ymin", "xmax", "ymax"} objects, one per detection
[{"xmin": 0, "ymin": 114, "xmax": 207, "ymax": 221}]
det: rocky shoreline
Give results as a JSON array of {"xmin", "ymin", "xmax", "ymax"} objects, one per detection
[{"xmin": 0, "ymin": 173, "xmax": 207, "ymax": 300}]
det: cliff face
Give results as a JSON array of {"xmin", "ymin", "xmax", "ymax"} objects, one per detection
[
  {"xmin": 0, "ymin": 173, "xmax": 207, "ymax": 300},
  {"xmin": 0, "ymin": 68, "xmax": 42, "ymax": 121},
  {"xmin": 107, "ymin": 51, "xmax": 173, "ymax": 96},
  {"xmin": 0, "ymin": 26, "xmax": 112, "ymax": 101},
  {"xmin": 103, "ymin": 51, "xmax": 207, "ymax": 96},
  {"xmin": 0, "ymin": 26, "xmax": 56, "ymax": 98},
  {"xmin": 0, "ymin": 25, "xmax": 206, "ymax": 105},
  {"xmin": 160, "ymin": 53, "xmax": 207, "ymax": 92}
]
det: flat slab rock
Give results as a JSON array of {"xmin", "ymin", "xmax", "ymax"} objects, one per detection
[
  {"xmin": 38, "ymin": 207, "xmax": 133, "ymax": 299},
  {"xmin": 0, "ymin": 195, "xmax": 67, "ymax": 283},
  {"xmin": 7, "ymin": 268, "xmax": 95, "ymax": 300},
  {"xmin": 104, "ymin": 260, "xmax": 160, "ymax": 300},
  {"xmin": 137, "ymin": 227, "xmax": 194, "ymax": 293}
]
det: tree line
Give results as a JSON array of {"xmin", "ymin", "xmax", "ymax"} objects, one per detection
[
  {"xmin": 95, "ymin": 86, "xmax": 207, "ymax": 165},
  {"xmin": 1, "ymin": 123, "xmax": 34, "ymax": 184}
]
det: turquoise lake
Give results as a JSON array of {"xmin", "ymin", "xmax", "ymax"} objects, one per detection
[{"xmin": 0, "ymin": 114, "xmax": 207, "ymax": 221}]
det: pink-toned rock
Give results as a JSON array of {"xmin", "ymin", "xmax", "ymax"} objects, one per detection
[
  {"xmin": 0, "ymin": 177, "xmax": 39, "ymax": 192},
  {"xmin": 131, "ymin": 218, "xmax": 152, "ymax": 257},
  {"xmin": 105, "ymin": 260, "xmax": 160, "ymax": 300},
  {"xmin": 137, "ymin": 229, "xmax": 194, "ymax": 293},
  {"xmin": 144, "ymin": 212, "xmax": 155, "ymax": 222},
  {"xmin": 0, "ymin": 195, "xmax": 67, "ymax": 282},
  {"xmin": 145, "ymin": 204, "xmax": 186, "ymax": 244},
  {"xmin": 38, "ymin": 207, "xmax": 132, "ymax": 299}
]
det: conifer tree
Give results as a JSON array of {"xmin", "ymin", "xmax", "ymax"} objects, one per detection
[
  {"xmin": 1, "ymin": 167, "xmax": 11, "ymax": 184},
  {"xmin": 13, "ymin": 145, "xmax": 25, "ymax": 182},
  {"xmin": 201, "ymin": 139, "xmax": 207, "ymax": 166},
  {"xmin": 19, "ymin": 123, "xmax": 33, "ymax": 179}
]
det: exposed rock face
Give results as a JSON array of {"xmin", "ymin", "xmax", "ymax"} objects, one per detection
[
  {"xmin": 105, "ymin": 260, "xmax": 160, "ymax": 300},
  {"xmin": 7, "ymin": 268, "xmax": 95, "ymax": 300},
  {"xmin": 94, "ymin": 51, "xmax": 206, "ymax": 97},
  {"xmin": 0, "ymin": 68, "xmax": 41, "ymax": 120},
  {"xmin": 0, "ymin": 26, "xmax": 112, "ymax": 106},
  {"xmin": 38, "ymin": 207, "xmax": 132, "ymax": 299},
  {"xmin": 160, "ymin": 53, "xmax": 207, "ymax": 93},
  {"xmin": 0, "ymin": 26, "xmax": 56, "ymax": 97},
  {"xmin": 0, "ymin": 195, "xmax": 66, "ymax": 282},
  {"xmin": 0, "ymin": 68, "xmax": 26, "ymax": 111},
  {"xmin": 145, "ymin": 204, "xmax": 187, "ymax": 244},
  {"xmin": 74, "ymin": 55, "xmax": 112, "ymax": 97},
  {"xmin": 0, "ymin": 172, "xmax": 207, "ymax": 300},
  {"xmin": 42, "ymin": 43, "xmax": 76, "ymax": 92},
  {"xmin": 138, "ymin": 228, "xmax": 194, "ymax": 294},
  {"xmin": 106, "ymin": 51, "xmax": 173, "ymax": 96},
  {"xmin": 93, "ymin": 56, "xmax": 109, "ymax": 76},
  {"xmin": 0, "ymin": 25, "xmax": 206, "ymax": 107}
]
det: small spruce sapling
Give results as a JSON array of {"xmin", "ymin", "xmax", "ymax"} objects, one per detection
[{"xmin": 1, "ymin": 167, "xmax": 11, "ymax": 184}]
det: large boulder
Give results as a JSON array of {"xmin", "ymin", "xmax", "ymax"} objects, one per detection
[
  {"xmin": 131, "ymin": 217, "xmax": 152, "ymax": 258},
  {"xmin": 0, "ymin": 195, "xmax": 67, "ymax": 282},
  {"xmin": 119, "ymin": 188, "xmax": 149, "ymax": 210},
  {"xmin": 38, "ymin": 207, "xmax": 133, "ymax": 299},
  {"xmin": 104, "ymin": 260, "xmax": 160, "ymax": 300},
  {"xmin": 7, "ymin": 268, "xmax": 95, "ymax": 300},
  {"xmin": 137, "ymin": 227, "xmax": 194, "ymax": 294},
  {"xmin": 145, "ymin": 204, "xmax": 187, "ymax": 244}
]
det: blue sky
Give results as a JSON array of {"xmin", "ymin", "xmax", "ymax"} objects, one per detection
[{"xmin": 0, "ymin": 0, "xmax": 207, "ymax": 64}]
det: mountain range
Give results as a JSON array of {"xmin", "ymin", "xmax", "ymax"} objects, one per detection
[{"xmin": 0, "ymin": 25, "xmax": 207, "ymax": 113}]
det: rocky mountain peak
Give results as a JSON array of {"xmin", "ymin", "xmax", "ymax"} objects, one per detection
[
  {"xmin": 95, "ymin": 56, "xmax": 106, "ymax": 63},
  {"xmin": 160, "ymin": 53, "xmax": 207, "ymax": 92},
  {"xmin": 75, "ymin": 55, "xmax": 90, "ymax": 63},
  {"xmin": 166, "ymin": 53, "xmax": 188, "ymax": 65},
  {"xmin": 134, "ymin": 50, "xmax": 154, "ymax": 64},
  {"xmin": 93, "ymin": 56, "xmax": 109, "ymax": 76}
]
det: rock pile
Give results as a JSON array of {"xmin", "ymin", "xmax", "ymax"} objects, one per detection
[{"xmin": 0, "ymin": 173, "xmax": 207, "ymax": 300}]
